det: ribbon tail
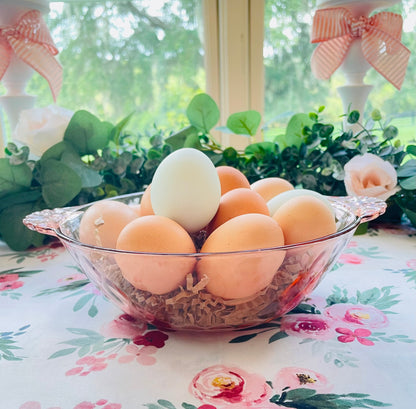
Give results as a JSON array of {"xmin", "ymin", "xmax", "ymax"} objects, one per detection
[
  {"xmin": 311, "ymin": 36, "xmax": 352, "ymax": 80},
  {"xmin": 0, "ymin": 39, "xmax": 12, "ymax": 81},
  {"xmin": 362, "ymin": 31, "xmax": 410, "ymax": 90},
  {"xmin": 9, "ymin": 37, "xmax": 62, "ymax": 101}
]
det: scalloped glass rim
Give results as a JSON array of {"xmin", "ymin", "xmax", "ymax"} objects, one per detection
[{"xmin": 37, "ymin": 192, "xmax": 368, "ymax": 256}]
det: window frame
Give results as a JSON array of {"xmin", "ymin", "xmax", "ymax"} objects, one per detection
[{"xmin": 203, "ymin": 0, "xmax": 265, "ymax": 147}]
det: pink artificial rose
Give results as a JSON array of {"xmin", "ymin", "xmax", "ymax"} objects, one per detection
[
  {"xmin": 13, "ymin": 105, "xmax": 73, "ymax": 157},
  {"xmin": 343, "ymin": 153, "xmax": 399, "ymax": 201}
]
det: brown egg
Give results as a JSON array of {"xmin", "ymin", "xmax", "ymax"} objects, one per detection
[
  {"xmin": 208, "ymin": 188, "xmax": 269, "ymax": 233},
  {"xmin": 129, "ymin": 204, "xmax": 142, "ymax": 217},
  {"xmin": 79, "ymin": 200, "xmax": 138, "ymax": 249},
  {"xmin": 140, "ymin": 185, "xmax": 154, "ymax": 216},
  {"xmin": 216, "ymin": 166, "xmax": 250, "ymax": 195},
  {"xmin": 198, "ymin": 213, "xmax": 285, "ymax": 299},
  {"xmin": 115, "ymin": 215, "xmax": 196, "ymax": 294},
  {"xmin": 272, "ymin": 195, "xmax": 336, "ymax": 245},
  {"xmin": 251, "ymin": 177, "xmax": 294, "ymax": 202}
]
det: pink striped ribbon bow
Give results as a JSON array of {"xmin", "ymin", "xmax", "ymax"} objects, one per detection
[
  {"xmin": 0, "ymin": 9, "xmax": 62, "ymax": 101},
  {"xmin": 310, "ymin": 7, "xmax": 410, "ymax": 90}
]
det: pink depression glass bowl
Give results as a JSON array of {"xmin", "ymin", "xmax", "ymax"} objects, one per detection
[{"xmin": 24, "ymin": 193, "xmax": 385, "ymax": 331}]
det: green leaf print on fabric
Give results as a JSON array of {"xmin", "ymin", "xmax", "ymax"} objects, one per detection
[
  {"xmin": 0, "ymin": 268, "xmax": 42, "ymax": 299},
  {"xmin": 326, "ymin": 286, "xmax": 401, "ymax": 313},
  {"xmin": 0, "ymin": 325, "xmax": 30, "ymax": 361},
  {"xmin": 36, "ymin": 266, "xmax": 102, "ymax": 317}
]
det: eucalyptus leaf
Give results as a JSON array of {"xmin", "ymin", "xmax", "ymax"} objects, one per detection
[
  {"xmin": 129, "ymin": 157, "xmax": 145, "ymax": 174},
  {"xmin": 371, "ymin": 109, "xmax": 382, "ymax": 121},
  {"xmin": 0, "ymin": 158, "xmax": 33, "ymax": 198},
  {"xmin": 226, "ymin": 110, "xmax": 261, "ymax": 136},
  {"xmin": 5, "ymin": 143, "xmax": 30, "ymax": 165},
  {"xmin": 0, "ymin": 190, "xmax": 42, "ymax": 213},
  {"xmin": 40, "ymin": 159, "xmax": 82, "ymax": 207},
  {"xmin": 222, "ymin": 147, "xmax": 238, "ymax": 162},
  {"xmin": 284, "ymin": 113, "xmax": 313, "ymax": 149},
  {"xmin": 383, "ymin": 125, "xmax": 398, "ymax": 140},
  {"xmin": 165, "ymin": 126, "xmax": 198, "ymax": 151},
  {"xmin": 273, "ymin": 133, "xmax": 287, "ymax": 149},
  {"xmin": 186, "ymin": 93, "xmax": 220, "ymax": 133},
  {"xmin": 41, "ymin": 140, "xmax": 79, "ymax": 162},
  {"xmin": 400, "ymin": 175, "xmax": 416, "ymax": 190},
  {"xmin": 110, "ymin": 111, "xmax": 135, "ymax": 144},
  {"xmin": 396, "ymin": 159, "xmax": 416, "ymax": 177},
  {"xmin": 61, "ymin": 151, "xmax": 103, "ymax": 188},
  {"xmin": 64, "ymin": 110, "xmax": 113, "ymax": 155},
  {"xmin": 0, "ymin": 202, "xmax": 45, "ymax": 251},
  {"xmin": 406, "ymin": 144, "xmax": 416, "ymax": 156},
  {"xmin": 183, "ymin": 133, "xmax": 204, "ymax": 149},
  {"xmin": 347, "ymin": 110, "xmax": 360, "ymax": 124},
  {"xmin": 150, "ymin": 133, "xmax": 164, "ymax": 147},
  {"xmin": 245, "ymin": 141, "xmax": 277, "ymax": 156}
]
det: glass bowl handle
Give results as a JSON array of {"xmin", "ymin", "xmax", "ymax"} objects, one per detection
[
  {"xmin": 23, "ymin": 207, "xmax": 75, "ymax": 237},
  {"xmin": 330, "ymin": 196, "xmax": 387, "ymax": 223}
]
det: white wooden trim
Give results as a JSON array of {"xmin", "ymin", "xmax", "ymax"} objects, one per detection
[
  {"xmin": 203, "ymin": 0, "xmax": 265, "ymax": 149},
  {"xmin": 202, "ymin": 0, "xmax": 220, "ymax": 108}
]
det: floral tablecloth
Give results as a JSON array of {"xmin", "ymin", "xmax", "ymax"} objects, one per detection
[{"xmin": 1, "ymin": 223, "xmax": 416, "ymax": 409}]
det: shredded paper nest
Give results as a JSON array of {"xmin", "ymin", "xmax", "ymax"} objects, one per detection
[{"xmin": 89, "ymin": 250, "xmax": 321, "ymax": 331}]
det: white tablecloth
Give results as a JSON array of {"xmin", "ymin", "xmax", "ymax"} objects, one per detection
[{"xmin": 1, "ymin": 222, "xmax": 415, "ymax": 409}]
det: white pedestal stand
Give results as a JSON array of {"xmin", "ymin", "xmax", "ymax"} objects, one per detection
[{"xmin": 316, "ymin": 0, "xmax": 400, "ymax": 133}]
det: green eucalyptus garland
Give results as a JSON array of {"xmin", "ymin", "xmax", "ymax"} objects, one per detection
[{"xmin": 1, "ymin": 93, "xmax": 415, "ymax": 250}]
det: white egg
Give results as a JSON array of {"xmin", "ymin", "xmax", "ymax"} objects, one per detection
[
  {"xmin": 150, "ymin": 148, "xmax": 221, "ymax": 233},
  {"xmin": 267, "ymin": 188, "xmax": 334, "ymax": 217}
]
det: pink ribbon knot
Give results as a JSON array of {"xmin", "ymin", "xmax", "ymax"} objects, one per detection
[
  {"xmin": 0, "ymin": 9, "xmax": 62, "ymax": 101},
  {"xmin": 310, "ymin": 7, "xmax": 410, "ymax": 90}
]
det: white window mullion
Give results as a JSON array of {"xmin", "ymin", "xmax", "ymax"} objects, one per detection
[{"xmin": 203, "ymin": 0, "xmax": 265, "ymax": 148}]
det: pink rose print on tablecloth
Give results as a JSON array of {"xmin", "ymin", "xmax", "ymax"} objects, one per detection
[
  {"xmin": 190, "ymin": 364, "xmax": 273, "ymax": 408},
  {"xmin": 347, "ymin": 240, "xmax": 358, "ymax": 248},
  {"xmin": 117, "ymin": 344, "xmax": 157, "ymax": 365},
  {"xmin": 0, "ymin": 273, "xmax": 24, "ymax": 291},
  {"xmin": 280, "ymin": 313, "xmax": 337, "ymax": 340},
  {"xmin": 407, "ymin": 259, "xmax": 416, "ymax": 270},
  {"xmin": 100, "ymin": 314, "xmax": 147, "ymax": 339},
  {"xmin": 65, "ymin": 351, "xmax": 117, "ymax": 376},
  {"xmin": 338, "ymin": 253, "xmax": 364, "ymax": 265},
  {"xmin": 323, "ymin": 304, "xmax": 389, "ymax": 329},
  {"xmin": 336, "ymin": 328, "xmax": 375, "ymax": 346},
  {"xmin": 133, "ymin": 330, "xmax": 169, "ymax": 348},
  {"xmin": 273, "ymin": 366, "xmax": 332, "ymax": 393}
]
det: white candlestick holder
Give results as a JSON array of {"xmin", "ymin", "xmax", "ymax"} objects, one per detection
[{"xmin": 315, "ymin": 0, "xmax": 400, "ymax": 131}]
